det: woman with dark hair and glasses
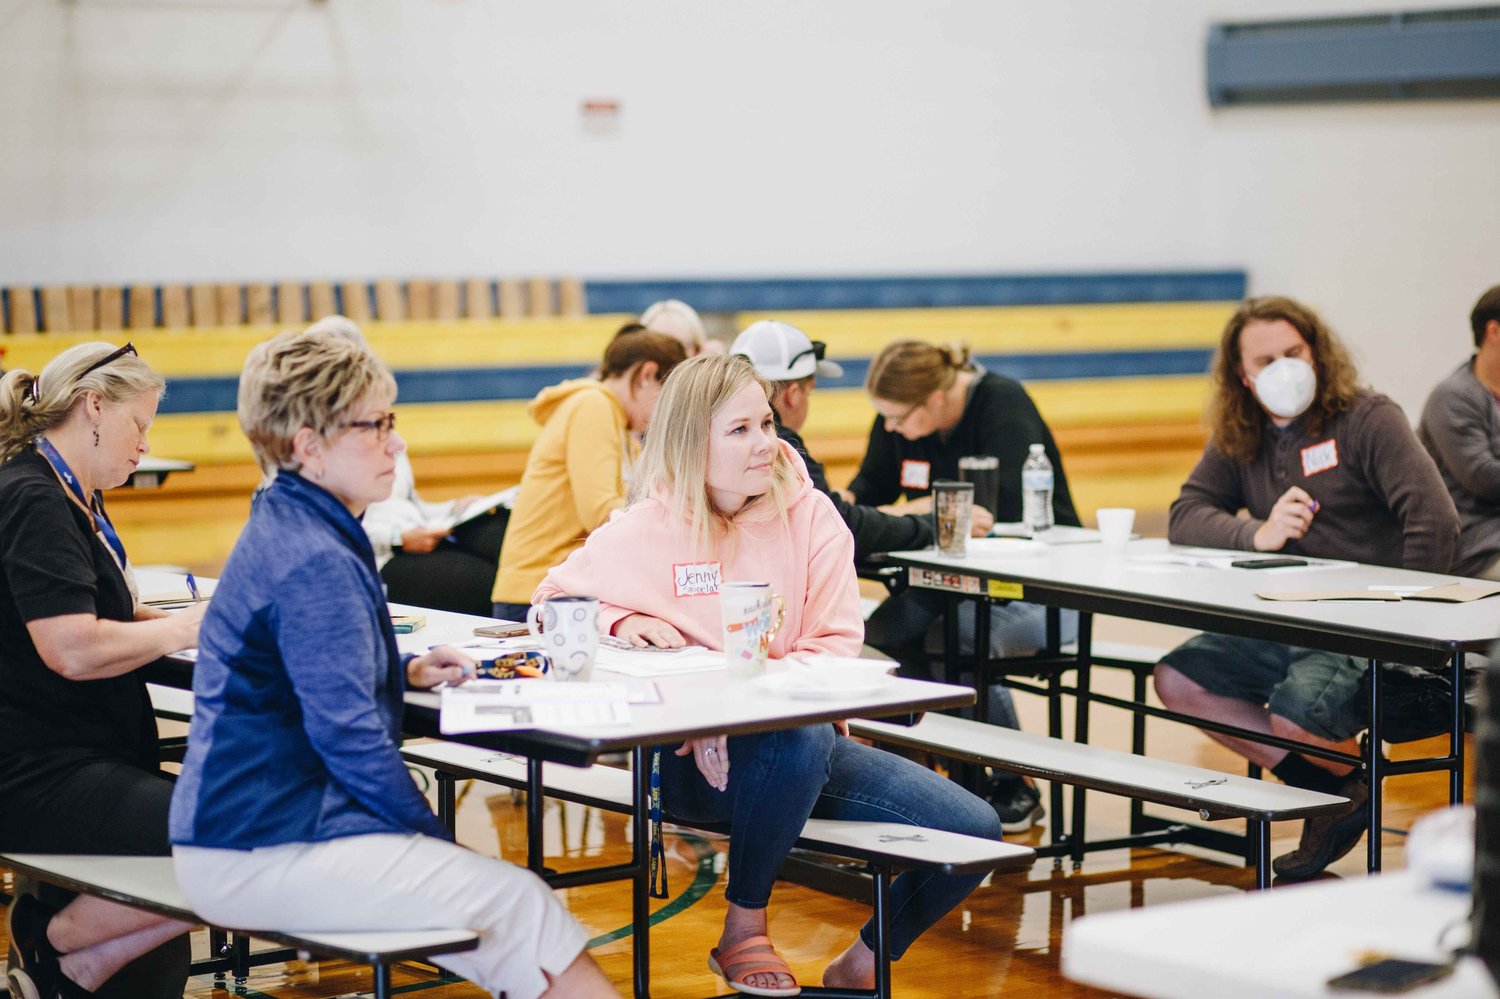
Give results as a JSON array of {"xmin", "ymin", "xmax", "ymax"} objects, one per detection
[
  {"xmin": 0, "ymin": 341, "xmax": 205, "ymax": 999},
  {"xmin": 850, "ymin": 339, "xmax": 1081, "ymax": 834}
]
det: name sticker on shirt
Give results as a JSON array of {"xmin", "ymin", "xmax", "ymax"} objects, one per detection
[
  {"xmin": 900, "ymin": 459, "xmax": 932, "ymax": 491},
  {"xmin": 673, "ymin": 561, "xmax": 722, "ymax": 598},
  {"xmin": 1301, "ymin": 438, "xmax": 1340, "ymax": 477}
]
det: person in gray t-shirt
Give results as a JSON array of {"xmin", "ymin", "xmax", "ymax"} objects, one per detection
[{"xmin": 1419, "ymin": 285, "xmax": 1500, "ymax": 579}]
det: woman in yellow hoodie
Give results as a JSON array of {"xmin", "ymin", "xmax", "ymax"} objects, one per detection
[{"xmin": 492, "ymin": 329, "xmax": 686, "ymax": 619}]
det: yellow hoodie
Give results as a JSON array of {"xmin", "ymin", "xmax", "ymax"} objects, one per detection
[{"xmin": 492, "ymin": 379, "xmax": 636, "ymax": 605}]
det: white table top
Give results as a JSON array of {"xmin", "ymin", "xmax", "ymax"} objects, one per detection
[
  {"xmin": 1063, "ymin": 871, "xmax": 1495, "ymax": 998},
  {"xmin": 891, "ymin": 539, "xmax": 1500, "ymax": 661},
  {"xmin": 399, "ymin": 603, "xmax": 975, "ymax": 759},
  {"xmin": 142, "ymin": 582, "xmax": 974, "ymax": 764},
  {"xmin": 119, "ymin": 455, "xmax": 195, "ymax": 490}
]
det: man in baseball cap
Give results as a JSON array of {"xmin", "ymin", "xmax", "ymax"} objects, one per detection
[{"xmin": 731, "ymin": 320, "xmax": 939, "ymax": 561}]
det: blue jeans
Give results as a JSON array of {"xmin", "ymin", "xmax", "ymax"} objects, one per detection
[
  {"xmin": 492, "ymin": 601, "xmax": 532, "ymax": 623},
  {"xmin": 657, "ymin": 725, "xmax": 1001, "ymax": 959},
  {"xmin": 865, "ymin": 589, "xmax": 1078, "ymax": 728}
]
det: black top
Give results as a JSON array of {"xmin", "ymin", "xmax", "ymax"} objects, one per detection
[
  {"xmin": 775, "ymin": 417, "xmax": 935, "ymax": 560},
  {"xmin": 0, "ymin": 448, "xmax": 157, "ymax": 782},
  {"xmin": 847, "ymin": 369, "xmax": 1080, "ymax": 527}
]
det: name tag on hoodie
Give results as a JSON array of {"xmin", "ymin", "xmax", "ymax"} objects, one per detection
[
  {"xmin": 1301, "ymin": 439, "xmax": 1339, "ymax": 477},
  {"xmin": 673, "ymin": 562, "xmax": 722, "ymax": 598},
  {"xmin": 900, "ymin": 460, "xmax": 931, "ymax": 491}
]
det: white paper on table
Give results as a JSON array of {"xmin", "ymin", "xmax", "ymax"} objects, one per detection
[
  {"xmin": 439, "ymin": 488, "xmax": 517, "ymax": 530},
  {"xmin": 439, "ymin": 682, "xmax": 631, "ymax": 733},
  {"xmin": 1128, "ymin": 548, "xmax": 1354, "ymax": 573},
  {"xmin": 593, "ymin": 645, "xmax": 726, "ymax": 676},
  {"xmin": 989, "ymin": 523, "xmax": 1110, "ymax": 545}
]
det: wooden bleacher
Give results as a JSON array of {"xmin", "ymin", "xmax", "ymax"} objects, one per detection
[{"xmin": 2, "ymin": 272, "xmax": 1236, "ymax": 567}]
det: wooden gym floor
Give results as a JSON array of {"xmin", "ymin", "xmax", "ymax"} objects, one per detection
[{"xmin": 0, "ymin": 619, "xmax": 1471, "ymax": 999}]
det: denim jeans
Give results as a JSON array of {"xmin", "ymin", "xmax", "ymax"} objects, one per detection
[
  {"xmin": 492, "ymin": 601, "xmax": 532, "ymax": 623},
  {"xmin": 865, "ymin": 589, "xmax": 1078, "ymax": 728},
  {"xmin": 657, "ymin": 725, "xmax": 1001, "ymax": 959}
]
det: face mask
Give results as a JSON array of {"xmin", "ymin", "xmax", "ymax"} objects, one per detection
[{"xmin": 1250, "ymin": 357, "xmax": 1317, "ymax": 420}]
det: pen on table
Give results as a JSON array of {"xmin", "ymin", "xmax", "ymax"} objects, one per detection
[{"xmin": 185, "ymin": 573, "xmax": 202, "ymax": 602}]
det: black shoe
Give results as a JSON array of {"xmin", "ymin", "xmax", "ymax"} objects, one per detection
[
  {"xmin": 1272, "ymin": 774, "xmax": 1371, "ymax": 880},
  {"xmin": 5, "ymin": 894, "xmax": 92, "ymax": 999},
  {"xmin": 986, "ymin": 777, "xmax": 1046, "ymax": 834}
]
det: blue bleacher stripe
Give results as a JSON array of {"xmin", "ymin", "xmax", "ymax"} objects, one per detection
[
  {"xmin": 584, "ymin": 272, "xmax": 1247, "ymax": 314},
  {"xmin": 154, "ymin": 350, "xmax": 1211, "ymax": 415}
]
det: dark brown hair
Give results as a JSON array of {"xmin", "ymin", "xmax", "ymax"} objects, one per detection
[
  {"xmin": 600, "ymin": 329, "xmax": 687, "ymax": 382},
  {"xmin": 865, "ymin": 340, "xmax": 973, "ymax": 404},
  {"xmin": 1472, "ymin": 285, "xmax": 1500, "ymax": 348},
  {"xmin": 1207, "ymin": 296, "xmax": 1362, "ymax": 463}
]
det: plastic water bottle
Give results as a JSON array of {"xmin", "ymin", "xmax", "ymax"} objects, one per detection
[{"xmin": 1021, "ymin": 443, "xmax": 1054, "ymax": 532}]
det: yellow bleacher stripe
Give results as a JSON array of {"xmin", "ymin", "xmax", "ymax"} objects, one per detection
[
  {"xmin": 4, "ymin": 303, "xmax": 1231, "ymax": 377},
  {"xmin": 146, "ymin": 376, "xmax": 1208, "ymax": 467},
  {"xmin": 147, "ymin": 400, "xmax": 541, "ymax": 464},
  {"xmin": 737, "ymin": 302, "xmax": 1236, "ymax": 355},
  {"xmin": 802, "ymin": 376, "xmax": 1210, "ymax": 438},
  {"xmin": 2, "ymin": 318, "xmax": 631, "ymax": 376}
]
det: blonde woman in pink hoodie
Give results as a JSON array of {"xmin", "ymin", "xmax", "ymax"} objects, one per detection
[{"xmin": 538, "ymin": 355, "xmax": 1000, "ymax": 997}]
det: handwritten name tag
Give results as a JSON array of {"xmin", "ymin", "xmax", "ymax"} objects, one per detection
[
  {"xmin": 900, "ymin": 459, "xmax": 931, "ymax": 491},
  {"xmin": 673, "ymin": 561, "xmax": 722, "ymax": 598},
  {"xmin": 1300, "ymin": 438, "xmax": 1339, "ymax": 477}
]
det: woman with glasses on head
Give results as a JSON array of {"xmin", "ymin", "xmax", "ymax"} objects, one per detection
[
  {"xmin": 0, "ymin": 342, "xmax": 204, "ymax": 999},
  {"xmin": 169, "ymin": 329, "xmax": 616, "ymax": 999},
  {"xmin": 537, "ymin": 354, "xmax": 1000, "ymax": 996},
  {"xmin": 850, "ymin": 339, "xmax": 1080, "ymax": 834},
  {"xmin": 491, "ymin": 327, "xmax": 686, "ymax": 621}
]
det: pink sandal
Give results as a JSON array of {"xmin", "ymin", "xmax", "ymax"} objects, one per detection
[{"xmin": 707, "ymin": 935, "xmax": 801, "ymax": 997}]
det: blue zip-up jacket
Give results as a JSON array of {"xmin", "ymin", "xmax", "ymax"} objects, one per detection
[{"xmin": 170, "ymin": 471, "xmax": 447, "ymax": 848}]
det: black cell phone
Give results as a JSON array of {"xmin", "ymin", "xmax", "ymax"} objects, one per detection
[
  {"xmin": 1231, "ymin": 557, "xmax": 1309, "ymax": 569},
  {"xmin": 1326, "ymin": 958, "xmax": 1454, "ymax": 993}
]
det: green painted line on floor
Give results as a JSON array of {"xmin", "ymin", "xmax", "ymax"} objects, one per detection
[{"xmin": 586, "ymin": 832, "xmax": 719, "ymax": 949}]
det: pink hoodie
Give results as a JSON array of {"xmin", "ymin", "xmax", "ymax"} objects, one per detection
[{"xmin": 535, "ymin": 442, "xmax": 863, "ymax": 658}]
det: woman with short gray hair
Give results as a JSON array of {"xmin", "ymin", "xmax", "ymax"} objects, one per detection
[{"xmin": 170, "ymin": 329, "xmax": 617, "ymax": 999}]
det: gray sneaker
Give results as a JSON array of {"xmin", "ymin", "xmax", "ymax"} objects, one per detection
[{"xmin": 987, "ymin": 777, "xmax": 1045, "ymax": 834}]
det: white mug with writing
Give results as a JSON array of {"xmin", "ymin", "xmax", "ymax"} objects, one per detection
[
  {"xmin": 720, "ymin": 581, "xmax": 784, "ymax": 680},
  {"xmin": 526, "ymin": 595, "xmax": 599, "ymax": 682}
]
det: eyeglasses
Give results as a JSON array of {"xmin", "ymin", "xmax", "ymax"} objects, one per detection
[
  {"xmin": 79, "ymin": 342, "xmax": 138, "ymax": 380},
  {"xmin": 788, "ymin": 340, "xmax": 828, "ymax": 369},
  {"xmin": 30, "ymin": 341, "xmax": 138, "ymax": 405},
  {"xmin": 884, "ymin": 400, "xmax": 924, "ymax": 430},
  {"xmin": 341, "ymin": 412, "xmax": 397, "ymax": 442}
]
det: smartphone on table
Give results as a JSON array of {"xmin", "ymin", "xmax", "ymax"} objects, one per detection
[{"xmin": 1326, "ymin": 958, "xmax": 1454, "ymax": 993}]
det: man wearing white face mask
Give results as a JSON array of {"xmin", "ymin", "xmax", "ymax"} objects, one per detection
[{"xmin": 1153, "ymin": 296, "xmax": 1459, "ymax": 880}]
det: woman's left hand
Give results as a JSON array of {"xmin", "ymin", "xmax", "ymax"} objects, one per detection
[
  {"xmin": 676, "ymin": 735, "xmax": 730, "ymax": 791},
  {"xmin": 408, "ymin": 645, "xmax": 475, "ymax": 689},
  {"xmin": 833, "ymin": 720, "xmax": 849, "ymax": 738}
]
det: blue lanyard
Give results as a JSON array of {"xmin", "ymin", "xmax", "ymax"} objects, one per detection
[
  {"xmin": 648, "ymin": 747, "xmax": 668, "ymax": 899},
  {"xmin": 35, "ymin": 436, "xmax": 128, "ymax": 570}
]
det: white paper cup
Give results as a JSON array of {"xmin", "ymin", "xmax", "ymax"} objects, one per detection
[
  {"xmin": 527, "ymin": 595, "xmax": 599, "ymax": 682},
  {"xmin": 1096, "ymin": 507, "xmax": 1136, "ymax": 555},
  {"xmin": 720, "ymin": 582, "xmax": 783, "ymax": 680}
]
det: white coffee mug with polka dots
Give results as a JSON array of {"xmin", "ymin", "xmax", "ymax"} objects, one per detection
[{"xmin": 526, "ymin": 595, "xmax": 599, "ymax": 682}]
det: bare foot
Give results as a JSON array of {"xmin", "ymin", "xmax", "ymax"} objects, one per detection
[{"xmin": 822, "ymin": 937, "xmax": 876, "ymax": 989}]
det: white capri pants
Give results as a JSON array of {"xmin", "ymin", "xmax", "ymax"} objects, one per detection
[{"xmin": 174, "ymin": 833, "xmax": 588, "ymax": 999}]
